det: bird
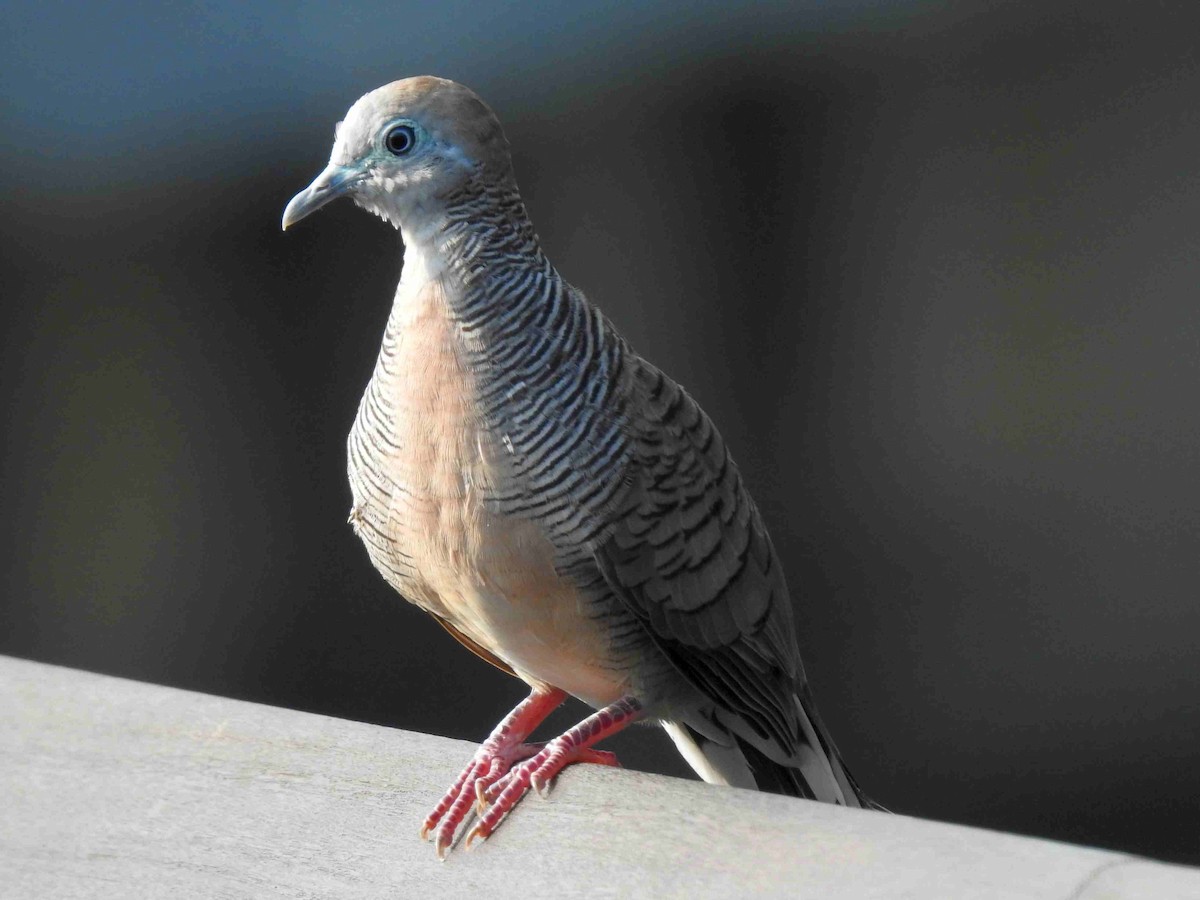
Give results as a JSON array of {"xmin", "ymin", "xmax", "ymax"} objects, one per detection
[{"xmin": 283, "ymin": 76, "xmax": 872, "ymax": 858}]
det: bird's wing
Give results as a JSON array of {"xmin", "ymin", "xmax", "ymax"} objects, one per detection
[{"xmin": 590, "ymin": 358, "xmax": 807, "ymax": 756}]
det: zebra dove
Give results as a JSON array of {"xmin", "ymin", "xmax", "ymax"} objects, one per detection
[{"xmin": 283, "ymin": 76, "xmax": 871, "ymax": 857}]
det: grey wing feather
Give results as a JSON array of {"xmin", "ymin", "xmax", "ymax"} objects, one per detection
[{"xmin": 591, "ymin": 358, "xmax": 807, "ymax": 755}]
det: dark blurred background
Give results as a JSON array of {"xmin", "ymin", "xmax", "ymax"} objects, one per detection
[{"xmin": 3, "ymin": 0, "xmax": 1199, "ymax": 867}]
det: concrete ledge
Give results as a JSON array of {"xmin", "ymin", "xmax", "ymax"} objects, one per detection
[{"xmin": 1, "ymin": 655, "xmax": 1197, "ymax": 898}]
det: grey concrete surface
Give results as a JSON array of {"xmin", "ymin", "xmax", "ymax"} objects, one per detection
[{"xmin": 1, "ymin": 655, "xmax": 1197, "ymax": 899}]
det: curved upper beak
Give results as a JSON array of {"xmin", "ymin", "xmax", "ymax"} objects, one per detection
[{"xmin": 281, "ymin": 163, "xmax": 365, "ymax": 230}]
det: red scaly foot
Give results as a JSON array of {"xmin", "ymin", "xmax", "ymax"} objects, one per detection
[
  {"xmin": 421, "ymin": 688, "xmax": 566, "ymax": 859},
  {"xmin": 465, "ymin": 696, "xmax": 644, "ymax": 848}
]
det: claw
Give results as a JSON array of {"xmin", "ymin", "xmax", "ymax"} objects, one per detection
[
  {"xmin": 420, "ymin": 692, "xmax": 643, "ymax": 857},
  {"xmin": 474, "ymin": 778, "xmax": 489, "ymax": 812},
  {"xmin": 419, "ymin": 689, "xmax": 567, "ymax": 857}
]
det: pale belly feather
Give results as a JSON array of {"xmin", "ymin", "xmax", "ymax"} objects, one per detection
[{"xmin": 347, "ymin": 276, "xmax": 628, "ymax": 709}]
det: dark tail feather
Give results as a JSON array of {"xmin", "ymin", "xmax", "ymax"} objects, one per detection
[
  {"xmin": 665, "ymin": 686, "xmax": 885, "ymax": 811},
  {"xmin": 735, "ymin": 733, "xmax": 884, "ymax": 810}
]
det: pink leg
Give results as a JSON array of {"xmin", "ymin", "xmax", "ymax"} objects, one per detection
[
  {"xmin": 466, "ymin": 696, "xmax": 644, "ymax": 848},
  {"xmin": 422, "ymin": 687, "xmax": 567, "ymax": 858}
]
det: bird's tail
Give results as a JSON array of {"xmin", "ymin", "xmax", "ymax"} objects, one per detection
[{"xmin": 664, "ymin": 687, "xmax": 881, "ymax": 810}]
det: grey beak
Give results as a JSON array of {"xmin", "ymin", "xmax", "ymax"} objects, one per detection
[{"xmin": 282, "ymin": 163, "xmax": 365, "ymax": 230}]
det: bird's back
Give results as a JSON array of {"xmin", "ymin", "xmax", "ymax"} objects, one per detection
[{"xmin": 348, "ymin": 228, "xmax": 864, "ymax": 805}]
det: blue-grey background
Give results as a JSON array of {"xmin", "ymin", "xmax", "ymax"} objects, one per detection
[{"xmin": 3, "ymin": 0, "xmax": 1199, "ymax": 865}]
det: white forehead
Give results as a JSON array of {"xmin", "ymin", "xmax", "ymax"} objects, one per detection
[{"xmin": 328, "ymin": 88, "xmax": 395, "ymax": 165}]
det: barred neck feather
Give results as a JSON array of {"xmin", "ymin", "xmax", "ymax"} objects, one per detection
[
  {"xmin": 396, "ymin": 165, "xmax": 635, "ymax": 550},
  {"xmin": 426, "ymin": 168, "xmax": 545, "ymax": 309}
]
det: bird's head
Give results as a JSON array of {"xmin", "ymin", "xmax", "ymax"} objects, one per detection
[{"xmin": 282, "ymin": 77, "xmax": 511, "ymax": 234}]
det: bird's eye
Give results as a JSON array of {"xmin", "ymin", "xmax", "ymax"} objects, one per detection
[{"xmin": 385, "ymin": 125, "xmax": 416, "ymax": 156}]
